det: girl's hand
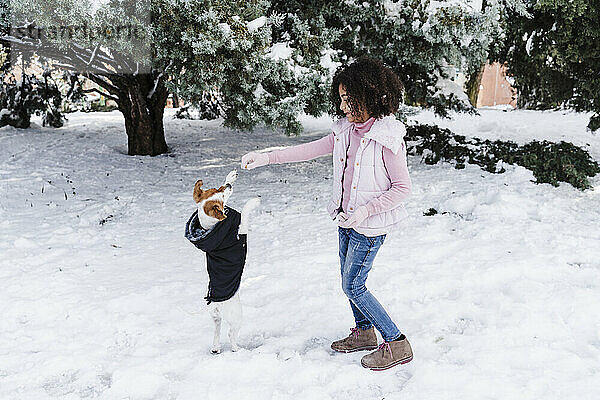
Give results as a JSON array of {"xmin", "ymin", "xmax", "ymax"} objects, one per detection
[
  {"xmin": 337, "ymin": 206, "xmax": 369, "ymax": 229},
  {"xmin": 336, "ymin": 212, "xmax": 349, "ymax": 225},
  {"xmin": 241, "ymin": 152, "xmax": 269, "ymax": 170}
]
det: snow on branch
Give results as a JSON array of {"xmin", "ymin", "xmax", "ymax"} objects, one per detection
[
  {"xmin": 147, "ymin": 61, "xmax": 173, "ymax": 99},
  {"xmin": 247, "ymin": 16, "xmax": 267, "ymax": 33},
  {"xmin": 1, "ymin": 30, "xmax": 139, "ymax": 76}
]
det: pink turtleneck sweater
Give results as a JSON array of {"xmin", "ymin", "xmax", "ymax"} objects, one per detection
[{"xmin": 268, "ymin": 117, "xmax": 411, "ymax": 216}]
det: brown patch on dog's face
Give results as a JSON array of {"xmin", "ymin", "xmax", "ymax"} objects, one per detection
[
  {"xmin": 193, "ymin": 179, "xmax": 229, "ymax": 221},
  {"xmin": 204, "ymin": 200, "xmax": 226, "ymax": 220}
]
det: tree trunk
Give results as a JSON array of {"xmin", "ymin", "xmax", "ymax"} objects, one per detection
[
  {"xmin": 117, "ymin": 74, "xmax": 169, "ymax": 156},
  {"xmin": 465, "ymin": 62, "xmax": 486, "ymax": 107},
  {"xmin": 172, "ymin": 90, "xmax": 180, "ymax": 108}
]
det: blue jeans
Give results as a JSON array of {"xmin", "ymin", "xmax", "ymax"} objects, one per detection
[{"xmin": 338, "ymin": 227, "xmax": 401, "ymax": 342}]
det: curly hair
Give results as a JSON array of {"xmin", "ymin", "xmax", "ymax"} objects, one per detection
[{"xmin": 330, "ymin": 57, "xmax": 405, "ymax": 120}]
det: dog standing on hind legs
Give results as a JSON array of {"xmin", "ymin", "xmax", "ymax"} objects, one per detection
[{"xmin": 184, "ymin": 170, "xmax": 260, "ymax": 354}]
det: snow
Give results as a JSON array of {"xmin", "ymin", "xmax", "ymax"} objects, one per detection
[
  {"xmin": 427, "ymin": 0, "xmax": 476, "ymax": 14},
  {"xmin": 247, "ymin": 16, "xmax": 267, "ymax": 33},
  {"xmin": 412, "ymin": 19, "xmax": 421, "ymax": 31},
  {"xmin": 267, "ymin": 42, "xmax": 294, "ymax": 61},
  {"xmin": 320, "ymin": 48, "xmax": 341, "ymax": 76},
  {"xmin": 411, "ymin": 108, "xmax": 600, "ymax": 159},
  {"xmin": 253, "ymin": 83, "xmax": 267, "ymax": 98},
  {"xmin": 383, "ymin": 0, "xmax": 480, "ymax": 16},
  {"xmin": 218, "ymin": 22, "xmax": 232, "ymax": 37},
  {"xmin": 525, "ymin": 30, "xmax": 535, "ymax": 55},
  {"xmin": 265, "ymin": 42, "xmax": 312, "ymax": 80},
  {"xmin": 432, "ymin": 69, "xmax": 472, "ymax": 108},
  {"xmin": 434, "ymin": 78, "xmax": 471, "ymax": 105},
  {"xmin": 1, "ymin": 108, "xmax": 599, "ymax": 399}
]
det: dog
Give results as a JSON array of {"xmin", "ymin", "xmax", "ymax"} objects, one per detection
[{"xmin": 184, "ymin": 170, "xmax": 260, "ymax": 353}]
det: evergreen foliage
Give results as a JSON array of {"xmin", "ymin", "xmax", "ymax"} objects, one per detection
[
  {"xmin": 490, "ymin": 0, "xmax": 600, "ymax": 131},
  {"xmin": 0, "ymin": 64, "xmax": 66, "ymax": 128},
  {"xmin": 163, "ymin": 0, "xmax": 515, "ymax": 134},
  {"xmin": 154, "ymin": 0, "xmax": 280, "ymax": 128},
  {"xmin": 2, "ymin": 0, "xmax": 533, "ymax": 146},
  {"xmin": 405, "ymin": 123, "xmax": 600, "ymax": 190},
  {"xmin": 174, "ymin": 90, "xmax": 224, "ymax": 120}
]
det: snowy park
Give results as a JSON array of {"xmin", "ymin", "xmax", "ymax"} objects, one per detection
[
  {"xmin": 2, "ymin": 0, "xmax": 600, "ymax": 399},
  {"xmin": 1, "ymin": 108, "xmax": 599, "ymax": 399}
]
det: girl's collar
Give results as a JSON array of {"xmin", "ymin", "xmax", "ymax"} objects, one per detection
[
  {"xmin": 332, "ymin": 116, "xmax": 406, "ymax": 154},
  {"xmin": 364, "ymin": 115, "xmax": 406, "ymax": 154},
  {"xmin": 351, "ymin": 117, "xmax": 376, "ymax": 135}
]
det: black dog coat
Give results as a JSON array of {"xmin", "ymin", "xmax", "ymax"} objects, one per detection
[{"xmin": 185, "ymin": 206, "xmax": 247, "ymax": 304}]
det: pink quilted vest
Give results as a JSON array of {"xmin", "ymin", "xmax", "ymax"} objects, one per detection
[{"xmin": 326, "ymin": 115, "xmax": 409, "ymax": 236}]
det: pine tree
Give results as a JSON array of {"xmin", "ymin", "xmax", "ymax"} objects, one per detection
[
  {"xmin": 156, "ymin": 0, "xmax": 331, "ymax": 135},
  {"xmin": 249, "ymin": 0, "xmax": 520, "ymax": 132},
  {"xmin": 2, "ymin": 0, "xmax": 529, "ymax": 145},
  {"xmin": 167, "ymin": 1, "xmax": 519, "ymax": 135},
  {"xmin": 491, "ymin": 0, "xmax": 600, "ymax": 131},
  {"xmin": 317, "ymin": 0, "xmax": 495, "ymax": 114}
]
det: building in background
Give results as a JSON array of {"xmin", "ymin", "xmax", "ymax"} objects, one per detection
[{"xmin": 477, "ymin": 62, "xmax": 517, "ymax": 108}]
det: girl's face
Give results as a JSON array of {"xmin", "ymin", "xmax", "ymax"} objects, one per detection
[{"xmin": 338, "ymin": 84, "xmax": 370, "ymax": 123}]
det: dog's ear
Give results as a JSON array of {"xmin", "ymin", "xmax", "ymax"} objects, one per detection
[{"xmin": 193, "ymin": 180, "xmax": 203, "ymax": 203}]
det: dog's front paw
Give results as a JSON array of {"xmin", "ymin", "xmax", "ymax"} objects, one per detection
[
  {"xmin": 211, "ymin": 347, "xmax": 221, "ymax": 355},
  {"xmin": 225, "ymin": 170, "xmax": 238, "ymax": 185}
]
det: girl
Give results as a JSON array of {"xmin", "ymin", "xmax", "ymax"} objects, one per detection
[{"xmin": 241, "ymin": 57, "xmax": 413, "ymax": 371}]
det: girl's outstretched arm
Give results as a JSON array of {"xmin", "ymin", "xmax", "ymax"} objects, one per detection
[{"xmin": 267, "ymin": 133, "xmax": 335, "ymax": 164}]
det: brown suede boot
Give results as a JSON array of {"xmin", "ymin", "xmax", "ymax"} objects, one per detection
[
  {"xmin": 360, "ymin": 336, "xmax": 413, "ymax": 370},
  {"xmin": 331, "ymin": 327, "xmax": 378, "ymax": 353}
]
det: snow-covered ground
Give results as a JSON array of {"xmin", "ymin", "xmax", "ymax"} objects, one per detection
[{"xmin": 1, "ymin": 108, "xmax": 599, "ymax": 400}]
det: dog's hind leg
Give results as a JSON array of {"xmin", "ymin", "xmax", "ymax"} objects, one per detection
[
  {"xmin": 209, "ymin": 305, "xmax": 222, "ymax": 354},
  {"xmin": 239, "ymin": 197, "xmax": 261, "ymax": 235},
  {"xmin": 223, "ymin": 292, "xmax": 242, "ymax": 352}
]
